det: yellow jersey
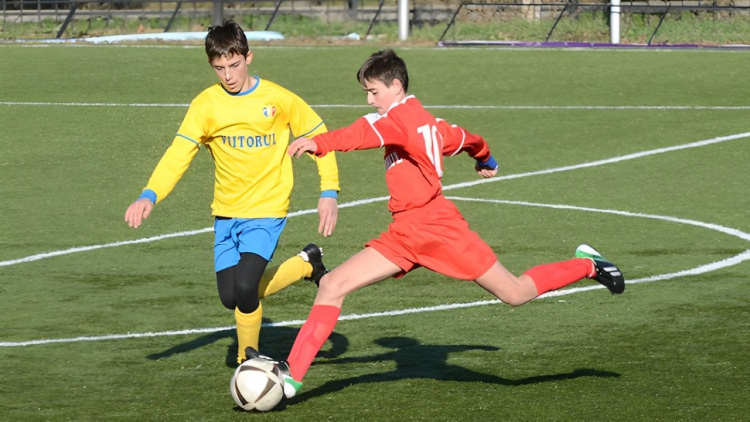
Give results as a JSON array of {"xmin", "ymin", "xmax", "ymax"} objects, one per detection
[{"xmin": 143, "ymin": 78, "xmax": 340, "ymax": 218}]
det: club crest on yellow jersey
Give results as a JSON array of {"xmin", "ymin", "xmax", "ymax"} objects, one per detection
[{"xmin": 262, "ymin": 105, "xmax": 277, "ymax": 118}]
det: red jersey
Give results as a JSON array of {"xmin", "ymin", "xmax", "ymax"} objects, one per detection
[{"xmin": 312, "ymin": 96, "xmax": 493, "ymax": 213}]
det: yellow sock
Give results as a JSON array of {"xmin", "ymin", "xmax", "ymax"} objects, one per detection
[
  {"xmin": 235, "ymin": 303, "xmax": 263, "ymax": 364},
  {"xmin": 258, "ymin": 255, "xmax": 311, "ymax": 299}
]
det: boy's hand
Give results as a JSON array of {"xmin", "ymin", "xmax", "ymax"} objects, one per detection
[
  {"xmin": 124, "ymin": 198, "xmax": 154, "ymax": 228},
  {"xmin": 475, "ymin": 155, "xmax": 498, "ymax": 178},
  {"xmin": 476, "ymin": 167, "xmax": 498, "ymax": 178},
  {"xmin": 288, "ymin": 137, "xmax": 318, "ymax": 158},
  {"xmin": 317, "ymin": 197, "xmax": 338, "ymax": 237}
]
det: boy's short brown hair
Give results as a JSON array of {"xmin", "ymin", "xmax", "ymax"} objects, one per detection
[
  {"xmin": 357, "ymin": 49, "xmax": 409, "ymax": 93},
  {"xmin": 205, "ymin": 20, "xmax": 250, "ymax": 61}
]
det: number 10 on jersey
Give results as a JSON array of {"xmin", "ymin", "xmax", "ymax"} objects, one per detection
[{"xmin": 418, "ymin": 124, "xmax": 443, "ymax": 177}]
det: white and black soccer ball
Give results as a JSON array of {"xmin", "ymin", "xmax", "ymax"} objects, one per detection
[{"xmin": 230, "ymin": 358, "xmax": 284, "ymax": 411}]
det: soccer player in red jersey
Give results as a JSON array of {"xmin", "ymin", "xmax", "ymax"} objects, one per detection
[{"xmin": 248, "ymin": 49, "xmax": 625, "ymax": 398}]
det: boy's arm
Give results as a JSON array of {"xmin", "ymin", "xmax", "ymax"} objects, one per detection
[
  {"xmin": 288, "ymin": 120, "xmax": 375, "ymax": 159},
  {"xmin": 124, "ymin": 137, "xmax": 199, "ymax": 228},
  {"xmin": 144, "ymin": 137, "xmax": 200, "ymax": 202},
  {"xmin": 309, "ymin": 117, "xmax": 384, "ymax": 156},
  {"xmin": 309, "ymin": 151, "xmax": 339, "ymax": 237},
  {"xmin": 305, "ymin": 125, "xmax": 341, "ymax": 237},
  {"xmin": 304, "ymin": 124, "xmax": 341, "ymax": 195},
  {"xmin": 288, "ymin": 92, "xmax": 342, "ymax": 236},
  {"xmin": 287, "ymin": 93, "xmax": 343, "ymax": 194},
  {"xmin": 437, "ymin": 119, "xmax": 499, "ymax": 177},
  {"xmin": 288, "ymin": 117, "xmax": 380, "ymax": 235}
]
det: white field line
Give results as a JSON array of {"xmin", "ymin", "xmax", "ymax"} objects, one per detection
[
  {"xmin": 3, "ymin": 249, "xmax": 749, "ymax": 348},
  {"xmin": 3, "ymin": 131, "xmax": 748, "ymax": 268},
  {"xmin": 0, "ymin": 201, "xmax": 387, "ymax": 267},
  {"xmin": 442, "ymin": 132, "xmax": 750, "ymax": 191},
  {"xmin": 1, "ymin": 132, "xmax": 748, "ymax": 347},
  {"xmin": 446, "ymin": 197, "xmax": 750, "ymax": 242},
  {"xmin": 2, "ymin": 101, "xmax": 750, "ymax": 110}
]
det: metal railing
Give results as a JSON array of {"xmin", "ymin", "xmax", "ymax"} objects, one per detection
[{"xmin": 3, "ymin": 0, "xmax": 748, "ymax": 42}]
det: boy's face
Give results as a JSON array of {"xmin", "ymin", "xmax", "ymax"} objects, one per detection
[
  {"xmin": 362, "ymin": 78, "xmax": 405, "ymax": 115},
  {"xmin": 210, "ymin": 52, "xmax": 253, "ymax": 93}
]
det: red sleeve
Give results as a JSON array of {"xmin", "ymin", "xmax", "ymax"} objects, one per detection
[
  {"xmin": 312, "ymin": 116, "xmax": 386, "ymax": 156},
  {"xmin": 437, "ymin": 119, "xmax": 492, "ymax": 162}
]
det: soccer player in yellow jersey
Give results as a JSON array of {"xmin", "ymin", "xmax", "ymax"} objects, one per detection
[{"xmin": 124, "ymin": 20, "xmax": 340, "ymax": 365}]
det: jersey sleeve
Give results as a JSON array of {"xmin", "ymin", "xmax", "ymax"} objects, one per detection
[
  {"xmin": 313, "ymin": 116, "xmax": 390, "ymax": 156},
  {"xmin": 437, "ymin": 119, "xmax": 492, "ymax": 162},
  {"xmin": 142, "ymin": 99, "xmax": 206, "ymax": 203},
  {"xmin": 287, "ymin": 91, "xmax": 326, "ymax": 140},
  {"xmin": 286, "ymin": 91, "xmax": 341, "ymax": 193},
  {"xmin": 307, "ymin": 123, "xmax": 341, "ymax": 193},
  {"xmin": 143, "ymin": 136, "xmax": 200, "ymax": 204}
]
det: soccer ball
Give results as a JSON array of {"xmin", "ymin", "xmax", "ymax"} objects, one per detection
[{"xmin": 230, "ymin": 358, "xmax": 284, "ymax": 411}]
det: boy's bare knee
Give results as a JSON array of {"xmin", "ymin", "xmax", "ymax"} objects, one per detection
[
  {"xmin": 502, "ymin": 294, "xmax": 527, "ymax": 307},
  {"xmin": 316, "ymin": 273, "xmax": 345, "ymax": 304},
  {"xmin": 498, "ymin": 288, "xmax": 535, "ymax": 306}
]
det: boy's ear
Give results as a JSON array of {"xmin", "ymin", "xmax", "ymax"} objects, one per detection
[
  {"xmin": 245, "ymin": 51, "xmax": 254, "ymax": 66},
  {"xmin": 392, "ymin": 78, "xmax": 404, "ymax": 93}
]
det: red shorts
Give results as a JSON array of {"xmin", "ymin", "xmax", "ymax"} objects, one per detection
[{"xmin": 366, "ymin": 195, "xmax": 497, "ymax": 280}]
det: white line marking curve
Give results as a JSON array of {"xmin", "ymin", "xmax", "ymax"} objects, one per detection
[{"xmin": 1, "ymin": 132, "xmax": 748, "ymax": 347}]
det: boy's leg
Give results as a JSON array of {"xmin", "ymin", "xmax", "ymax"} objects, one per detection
[
  {"xmin": 216, "ymin": 255, "xmax": 265, "ymax": 363},
  {"xmin": 235, "ymin": 303, "xmax": 263, "ymax": 364},
  {"xmin": 234, "ymin": 253, "xmax": 268, "ymax": 364},
  {"xmin": 258, "ymin": 244, "xmax": 329, "ymax": 299},
  {"xmin": 476, "ymin": 259, "xmax": 593, "ymax": 305},
  {"xmin": 474, "ymin": 261, "xmax": 541, "ymax": 306},
  {"xmin": 523, "ymin": 258, "xmax": 593, "ymax": 295},
  {"xmin": 475, "ymin": 245, "xmax": 624, "ymax": 306},
  {"xmin": 216, "ymin": 218, "xmax": 303, "ymax": 363},
  {"xmin": 526, "ymin": 245, "xmax": 625, "ymax": 295},
  {"xmin": 283, "ymin": 247, "xmax": 401, "ymax": 397}
]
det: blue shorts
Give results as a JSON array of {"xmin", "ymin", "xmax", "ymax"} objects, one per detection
[{"xmin": 213, "ymin": 217, "xmax": 287, "ymax": 272}]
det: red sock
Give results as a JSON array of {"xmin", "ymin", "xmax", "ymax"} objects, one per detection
[
  {"xmin": 524, "ymin": 258, "xmax": 594, "ymax": 295},
  {"xmin": 286, "ymin": 304, "xmax": 341, "ymax": 381}
]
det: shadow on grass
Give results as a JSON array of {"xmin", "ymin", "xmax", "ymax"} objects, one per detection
[
  {"xmin": 145, "ymin": 318, "xmax": 349, "ymax": 368},
  {"xmin": 146, "ymin": 329, "xmax": 618, "ymax": 406},
  {"xmin": 288, "ymin": 336, "xmax": 620, "ymax": 404}
]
